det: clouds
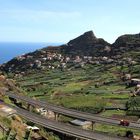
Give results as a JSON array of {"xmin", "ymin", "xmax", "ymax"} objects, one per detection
[
  {"xmin": 0, "ymin": 0, "xmax": 140, "ymax": 43},
  {"xmin": 0, "ymin": 9, "xmax": 82, "ymax": 42},
  {"xmin": 0, "ymin": 9, "xmax": 81, "ymax": 23}
]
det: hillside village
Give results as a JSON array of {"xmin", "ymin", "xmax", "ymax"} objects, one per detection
[
  {"xmin": 1, "ymin": 31, "xmax": 140, "ymax": 140},
  {"xmin": 0, "ymin": 31, "xmax": 139, "ymax": 76}
]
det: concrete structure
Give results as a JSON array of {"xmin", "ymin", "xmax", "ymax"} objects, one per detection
[
  {"xmin": 70, "ymin": 119, "xmax": 92, "ymax": 129},
  {"xmin": 36, "ymin": 108, "xmax": 55, "ymax": 119}
]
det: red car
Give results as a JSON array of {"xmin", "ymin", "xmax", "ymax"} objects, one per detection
[{"xmin": 120, "ymin": 120, "xmax": 130, "ymax": 126}]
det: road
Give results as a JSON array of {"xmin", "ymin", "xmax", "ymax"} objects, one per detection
[
  {"xmin": 6, "ymin": 92, "xmax": 140, "ymax": 130},
  {"xmin": 6, "ymin": 104, "xmax": 129, "ymax": 140}
]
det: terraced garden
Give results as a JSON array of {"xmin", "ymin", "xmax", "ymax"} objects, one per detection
[{"xmin": 13, "ymin": 64, "xmax": 130, "ymax": 114}]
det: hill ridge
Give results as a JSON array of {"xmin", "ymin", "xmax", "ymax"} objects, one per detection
[{"xmin": 0, "ymin": 30, "xmax": 140, "ymax": 74}]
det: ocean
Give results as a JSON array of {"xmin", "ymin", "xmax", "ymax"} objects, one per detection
[{"xmin": 0, "ymin": 42, "xmax": 61, "ymax": 64}]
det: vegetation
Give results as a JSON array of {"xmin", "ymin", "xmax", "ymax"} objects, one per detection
[
  {"xmin": 14, "ymin": 64, "xmax": 127, "ymax": 112},
  {"xmin": 8, "ymin": 58, "xmax": 140, "ymax": 138},
  {"xmin": 1, "ymin": 31, "xmax": 140, "ymax": 139}
]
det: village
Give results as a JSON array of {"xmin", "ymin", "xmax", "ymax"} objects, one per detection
[{"xmin": 2, "ymin": 47, "xmax": 137, "ymax": 78}]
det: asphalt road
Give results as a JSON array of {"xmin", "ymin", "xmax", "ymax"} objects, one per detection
[
  {"xmin": 7, "ymin": 104, "xmax": 129, "ymax": 140},
  {"xmin": 6, "ymin": 92, "xmax": 140, "ymax": 130}
]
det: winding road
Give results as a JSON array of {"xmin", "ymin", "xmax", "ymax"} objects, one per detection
[
  {"xmin": 6, "ymin": 104, "xmax": 129, "ymax": 140},
  {"xmin": 6, "ymin": 92, "xmax": 140, "ymax": 130}
]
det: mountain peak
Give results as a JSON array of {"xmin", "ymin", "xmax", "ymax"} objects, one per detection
[
  {"xmin": 82, "ymin": 30, "xmax": 96, "ymax": 39},
  {"xmin": 68, "ymin": 30, "xmax": 97, "ymax": 46}
]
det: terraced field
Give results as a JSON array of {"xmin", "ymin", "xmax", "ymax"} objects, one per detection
[{"xmin": 14, "ymin": 64, "xmax": 130, "ymax": 114}]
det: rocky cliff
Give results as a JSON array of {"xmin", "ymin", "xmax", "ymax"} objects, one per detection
[{"xmin": 61, "ymin": 31, "xmax": 110, "ymax": 56}]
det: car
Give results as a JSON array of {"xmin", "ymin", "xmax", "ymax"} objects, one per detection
[{"xmin": 119, "ymin": 119, "xmax": 130, "ymax": 126}]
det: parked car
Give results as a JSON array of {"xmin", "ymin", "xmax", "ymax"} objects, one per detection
[{"xmin": 120, "ymin": 120, "xmax": 130, "ymax": 126}]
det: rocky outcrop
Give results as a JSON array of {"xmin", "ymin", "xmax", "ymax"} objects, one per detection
[
  {"xmin": 62, "ymin": 31, "xmax": 110, "ymax": 56},
  {"xmin": 112, "ymin": 33, "xmax": 140, "ymax": 55},
  {"xmin": 0, "ymin": 74, "xmax": 22, "ymax": 95},
  {"xmin": 113, "ymin": 33, "xmax": 140, "ymax": 47}
]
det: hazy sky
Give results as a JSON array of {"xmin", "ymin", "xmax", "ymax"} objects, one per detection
[{"xmin": 0, "ymin": 0, "xmax": 140, "ymax": 43}]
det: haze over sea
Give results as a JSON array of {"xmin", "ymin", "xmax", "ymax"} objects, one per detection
[{"xmin": 0, "ymin": 42, "xmax": 61, "ymax": 64}]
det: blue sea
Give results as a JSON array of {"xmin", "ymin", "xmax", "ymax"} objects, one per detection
[{"xmin": 0, "ymin": 42, "xmax": 61, "ymax": 64}]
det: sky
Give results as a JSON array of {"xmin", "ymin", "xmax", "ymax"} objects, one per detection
[{"xmin": 0, "ymin": 0, "xmax": 140, "ymax": 43}]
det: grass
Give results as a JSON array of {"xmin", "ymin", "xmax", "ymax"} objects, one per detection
[
  {"xmin": 126, "ymin": 96, "xmax": 140, "ymax": 115},
  {"xmin": 101, "ymin": 110, "xmax": 126, "ymax": 117},
  {"xmin": 51, "ymin": 94, "xmax": 105, "ymax": 107},
  {"xmin": 95, "ymin": 123, "xmax": 127, "ymax": 136},
  {"xmin": 3, "ymin": 96, "xmax": 12, "ymax": 105},
  {"xmin": 53, "ymin": 81, "xmax": 89, "ymax": 94},
  {"xmin": 94, "ymin": 123, "xmax": 140, "ymax": 136},
  {"xmin": 0, "ymin": 116, "xmax": 11, "ymax": 128},
  {"xmin": 14, "ymin": 64, "xmax": 131, "ymax": 110}
]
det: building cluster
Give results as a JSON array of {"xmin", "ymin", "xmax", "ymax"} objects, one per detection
[{"xmin": 2, "ymin": 48, "xmax": 138, "ymax": 76}]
